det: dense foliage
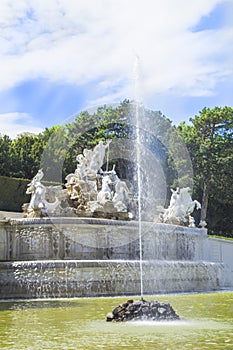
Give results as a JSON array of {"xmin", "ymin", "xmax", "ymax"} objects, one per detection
[
  {"xmin": 0, "ymin": 102, "xmax": 232, "ymax": 236},
  {"xmin": 177, "ymin": 106, "xmax": 233, "ymax": 237}
]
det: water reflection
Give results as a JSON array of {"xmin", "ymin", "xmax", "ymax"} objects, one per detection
[
  {"xmin": 0, "ymin": 293, "xmax": 232, "ymax": 350},
  {"xmin": 0, "ymin": 300, "xmax": 86, "ymax": 311}
]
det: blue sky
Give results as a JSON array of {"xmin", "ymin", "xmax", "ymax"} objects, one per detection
[{"xmin": 0, "ymin": 0, "xmax": 233, "ymax": 138}]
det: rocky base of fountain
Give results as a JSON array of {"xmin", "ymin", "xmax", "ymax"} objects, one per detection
[{"xmin": 106, "ymin": 299, "xmax": 180, "ymax": 322}]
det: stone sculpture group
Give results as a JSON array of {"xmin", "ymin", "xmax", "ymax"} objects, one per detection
[
  {"xmin": 65, "ymin": 140, "xmax": 131, "ymax": 218},
  {"xmin": 23, "ymin": 139, "xmax": 201, "ymax": 226},
  {"xmin": 23, "ymin": 140, "xmax": 131, "ymax": 219}
]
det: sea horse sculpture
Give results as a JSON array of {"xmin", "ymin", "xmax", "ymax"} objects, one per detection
[
  {"xmin": 23, "ymin": 169, "xmax": 64, "ymax": 217},
  {"xmin": 160, "ymin": 187, "xmax": 201, "ymax": 227}
]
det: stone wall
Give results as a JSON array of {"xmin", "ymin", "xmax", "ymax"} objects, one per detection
[
  {"xmin": 0, "ymin": 218, "xmax": 207, "ymax": 262},
  {"xmin": 205, "ymin": 237, "xmax": 233, "ymax": 272}
]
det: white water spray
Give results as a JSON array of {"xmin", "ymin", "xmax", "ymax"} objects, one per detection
[{"xmin": 133, "ymin": 55, "xmax": 144, "ymax": 299}]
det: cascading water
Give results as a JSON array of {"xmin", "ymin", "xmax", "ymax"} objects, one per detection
[{"xmin": 0, "ymin": 216, "xmax": 233, "ymax": 299}]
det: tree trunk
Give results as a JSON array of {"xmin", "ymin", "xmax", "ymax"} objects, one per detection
[{"xmin": 201, "ymin": 181, "xmax": 209, "ymax": 222}]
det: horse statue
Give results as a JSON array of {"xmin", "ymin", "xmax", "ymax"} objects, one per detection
[
  {"xmin": 161, "ymin": 187, "xmax": 201, "ymax": 226},
  {"xmin": 25, "ymin": 169, "xmax": 63, "ymax": 217}
]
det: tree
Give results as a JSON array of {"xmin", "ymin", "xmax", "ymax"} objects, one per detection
[
  {"xmin": 178, "ymin": 106, "xmax": 233, "ymax": 236},
  {"xmin": 0, "ymin": 134, "xmax": 12, "ymax": 176},
  {"xmin": 9, "ymin": 133, "xmax": 41, "ymax": 179},
  {"xmin": 63, "ymin": 100, "xmax": 133, "ymax": 179},
  {"xmin": 40, "ymin": 125, "xmax": 69, "ymax": 182},
  {"xmin": 0, "ymin": 102, "xmax": 182, "ymax": 219}
]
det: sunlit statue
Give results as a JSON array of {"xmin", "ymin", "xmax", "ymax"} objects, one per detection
[
  {"xmin": 97, "ymin": 175, "xmax": 113, "ymax": 204},
  {"xmin": 23, "ymin": 169, "xmax": 64, "ymax": 217},
  {"xmin": 90, "ymin": 140, "xmax": 112, "ymax": 174},
  {"xmin": 26, "ymin": 170, "xmax": 45, "ymax": 211},
  {"xmin": 24, "ymin": 140, "xmax": 132, "ymax": 219},
  {"xmin": 159, "ymin": 187, "xmax": 201, "ymax": 227},
  {"xmin": 66, "ymin": 140, "xmax": 131, "ymax": 218},
  {"xmin": 112, "ymin": 179, "xmax": 130, "ymax": 212}
]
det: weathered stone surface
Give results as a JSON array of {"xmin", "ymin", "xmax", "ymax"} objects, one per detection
[
  {"xmin": 0, "ymin": 218, "xmax": 207, "ymax": 261},
  {"xmin": 0, "ymin": 259, "xmax": 230, "ymax": 299},
  {"xmin": 106, "ymin": 299, "xmax": 180, "ymax": 322}
]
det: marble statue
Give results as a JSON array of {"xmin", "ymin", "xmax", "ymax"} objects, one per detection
[
  {"xmin": 23, "ymin": 169, "xmax": 64, "ymax": 217},
  {"xmin": 24, "ymin": 141, "xmax": 201, "ymax": 225},
  {"xmin": 63, "ymin": 141, "xmax": 131, "ymax": 218},
  {"xmin": 112, "ymin": 179, "xmax": 130, "ymax": 212},
  {"xmin": 26, "ymin": 171, "xmax": 45, "ymax": 211},
  {"xmin": 97, "ymin": 175, "xmax": 113, "ymax": 204},
  {"xmin": 23, "ymin": 141, "xmax": 203, "ymax": 225},
  {"xmin": 25, "ymin": 140, "xmax": 126, "ymax": 219},
  {"xmin": 90, "ymin": 140, "xmax": 111, "ymax": 174},
  {"xmin": 159, "ymin": 187, "xmax": 201, "ymax": 227},
  {"xmin": 24, "ymin": 140, "xmax": 132, "ymax": 218},
  {"xmin": 74, "ymin": 140, "xmax": 112, "ymax": 180}
]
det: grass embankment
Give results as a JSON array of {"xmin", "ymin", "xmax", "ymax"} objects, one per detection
[{"xmin": 208, "ymin": 234, "xmax": 233, "ymax": 241}]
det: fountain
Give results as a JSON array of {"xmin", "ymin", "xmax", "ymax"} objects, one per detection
[
  {"xmin": 0, "ymin": 111, "xmax": 233, "ymax": 301},
  {"xmin": 1, "ymin": 98, "xmax": 233, "ymax": 302}
]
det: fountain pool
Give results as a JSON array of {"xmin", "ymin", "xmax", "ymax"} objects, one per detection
[{"xmin": 0, "ymin": 292, "xmax": 233, "ymax": 349}]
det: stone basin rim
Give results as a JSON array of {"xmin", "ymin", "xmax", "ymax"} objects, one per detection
[{"xmin": 2, "ymin": 216, "xmax": 207, "ymax": 234}]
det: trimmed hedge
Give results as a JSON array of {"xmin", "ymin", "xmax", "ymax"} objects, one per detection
[
  {"xmin": 0, "ymin": 176, "xmax": 62, "ymax": 212},
  {"xmin": 0, "ymin": 176, "xmax": 30, "ymax": 211}
]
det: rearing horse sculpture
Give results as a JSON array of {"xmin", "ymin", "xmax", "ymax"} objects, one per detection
[{"xmin": 162, "ymin": 187, "xmax": 201, "ymax": 226}]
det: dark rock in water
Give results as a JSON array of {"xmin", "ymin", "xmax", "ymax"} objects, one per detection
[{"xmin": 106, "ymin": 299, "xmax": 180, "ymax": 322}]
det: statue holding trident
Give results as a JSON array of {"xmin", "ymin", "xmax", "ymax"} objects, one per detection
[{"xmin": 89, "ymin": 140, "xmax": 112, "ymax": 174}]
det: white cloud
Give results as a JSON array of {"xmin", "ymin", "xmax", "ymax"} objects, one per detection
[
  {"xmin": 0, "ymin": 113, "xmax": 43, "ymax": 138},
  {"xmin": 0, "ymin": 0, "xmax": 232, "ymax": 103}
]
